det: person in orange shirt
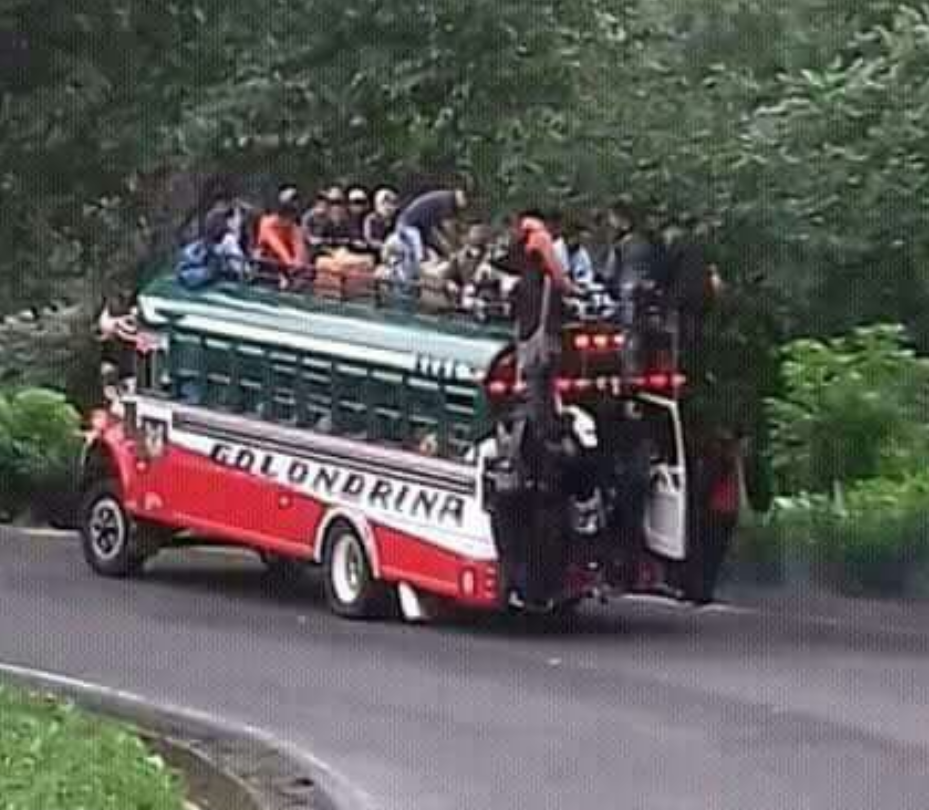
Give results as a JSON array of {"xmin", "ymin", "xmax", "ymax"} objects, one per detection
[{"xmin": 255, "ymin": 186, "xmax": 309, "ymax": 288}]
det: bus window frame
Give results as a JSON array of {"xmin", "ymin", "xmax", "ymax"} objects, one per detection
[{"xmin": 155, "ymin": 324, "xmax": 486, "ymax": 466}]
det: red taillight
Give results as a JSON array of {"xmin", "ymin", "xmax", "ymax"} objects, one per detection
[
  {"xmin": 646, "ymin": 372, "xmax": 669, "ymax": 390},
  {"xmin": 460, "ymin": 568, "xmax": 476, "ymax": 597},
  {"xmin": 556, "ymin": 376, "xmax": 622, "ymax": 397},
  {"xmin": 633, "ymin": 372, "xmax": 687, "ymax": 394},
  {"xmin": 572, "ymin": 331, "xmax": 623, "ymax": 353},
  {"xmin": 486, "ymin": 378, "xmax": 527, "ymax": 399}
]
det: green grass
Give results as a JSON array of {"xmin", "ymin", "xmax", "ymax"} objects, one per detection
[{"xmin": 0, "ymin": 683, "xmax": 186, "ymax": 810}]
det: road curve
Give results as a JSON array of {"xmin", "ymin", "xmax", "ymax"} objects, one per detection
[{"xmin": 2, "ymin": 532, "xmax": 928, "ymax": 810}]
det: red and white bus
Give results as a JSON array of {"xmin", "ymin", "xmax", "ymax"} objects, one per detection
[{"xmin": 78, "ymin": 273, "xmax": 696, "ymax": 620}]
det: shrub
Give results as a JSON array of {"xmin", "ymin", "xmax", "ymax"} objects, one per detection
[
  {"xmin": 0, "ymin": 388, "xmax": 83, "ymax": 521},
  {"xmin": 767, "ymin": 325, "xmax": 929, "ymax": 494},
  {"xmin": 768, "ymin": 474, "xmax": 929, "ymax": 596}
]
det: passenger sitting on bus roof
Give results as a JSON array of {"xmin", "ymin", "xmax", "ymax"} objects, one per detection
[
  {"xmin": 602, "ymin": 201, "xmax": 659, "ymax": 327},
  {"xmin": 382, "ymin": 230, "xmax": 418, "ymax": 286},
  {"xmin": 346, "ymin": 187, "xmax": 370, "ymax": 241},
  {"xmin": 445, "ymin": 223, "xmax": 495, "ymax": 295},
  {"xmin": 302, "ymin": 192, "xmax": 330, "ymax": 252},
  {"xmin": 363, "ymin": 187, "xmax": 399, "ymax": 255},
  {"xmin": 319, "ymin": 187, "xmax": 359, "ymax": 249},
  {"xmin": 393, "ymin": 188, "xmax": 469, "ymax": 281},
  {"xmin": 552, "ymin": 214, "xmax": 596, "ymax": 290},
  {"xmin": 203, "ymin": 204, "xmax": 250, "ymax": 281},
  {"xmin": 175, "ymin": 209, "xmax": 236, "ymax": 290},
  {"xmin": 255, "ymin": 186, "xmax": 309, "ymax": 286}
]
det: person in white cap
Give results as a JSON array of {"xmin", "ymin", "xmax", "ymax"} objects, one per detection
[
  {"xmin": 346, "ymin": 187, "xmax": 371, "ymax": 246},
  {"xmin": 364, "ymin": 187, "xmax": 399, "ymax": 254}
]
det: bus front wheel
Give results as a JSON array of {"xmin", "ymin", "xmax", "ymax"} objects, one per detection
[
  {"xmin": 79, "ymin": 479, "xmax": 148, "ymax": 578},
  {"xmin": 322, "ymin": 523, "xmax": 389, "ymax": 619}
]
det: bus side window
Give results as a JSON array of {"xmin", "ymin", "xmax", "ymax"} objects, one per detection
[
  {"xmin": 171, "ymin": 332, "xmax": 204, "ymax": 405},
  {"xmin": 235, "ymin": 344, "xmax": 266, "ymax": 417},
  {"xmin": 154, "ymin": 349, "xmax": 171, "ymax": 396},
  {"xmin": 137, "ymin": 349, "xmax": 155, "ymax": 393},
  {"xmin": 408, "ymin": 376, "xmax": 444, "ymax": 457},
  {"xmin": 203, "ymin": 338, "xmax": 233, "ymax": 410},
  {"xmin": 444, "ymin": 383, "xmax": 478, "ymax": 461},
  {"xmin": 369, "ymin": 369, "xmax": 405, "ymax": 447},
  {"xmin": 270, "ymin": 351, "xmax": 300, "ymax": 425},
  {"xmin": 300, "ymin": 354, "xmax": 333, "ymax": 430},
  {"xmin": 333, "ymin": 363, "xmax": 368, "ymax": 438}
]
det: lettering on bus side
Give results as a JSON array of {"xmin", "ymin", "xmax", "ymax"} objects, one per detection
[{"xmin": 209, "ymin": 442, "xmax": 467, "ymax": 529}]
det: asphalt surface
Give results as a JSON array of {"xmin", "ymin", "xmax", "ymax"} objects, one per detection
[{"xmin": 2, "ymin": 531, "xmax": 929, "ymax": 810}]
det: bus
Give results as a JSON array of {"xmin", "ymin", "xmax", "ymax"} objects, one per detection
[{"xmin": 77, "ymin": 271, "xmax": 698, "ymax": 620}]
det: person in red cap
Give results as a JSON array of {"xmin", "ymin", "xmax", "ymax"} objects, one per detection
[{"xmin": 509, "ymin": 211, "xmax": 579, "ymax": 441}]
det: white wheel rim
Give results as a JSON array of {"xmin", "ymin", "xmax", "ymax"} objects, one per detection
[
  {"xmin": 88, "ymin": 497, "xmax": 126, "ymax": 562},
  {"xmin": 331, "ymin": 533, "xmax": 365, "ymax": 605}
]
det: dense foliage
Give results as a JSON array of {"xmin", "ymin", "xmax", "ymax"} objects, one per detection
[
  {"xmin": 767, "ymin": 472, "xmax": 929, "ymax": 595},
  {"xmin": 6, "ymin": 2, "xmax": 929, "ymax": 327},
  {"xmin": 6, "ymin": 2, "xmax": 929, "ymax": 462},
  {"xmin": 0, "ymin": 387, "xmax": 83, "ymax": 519},
  {"xmin": 0, "ymin": 683, "xmax": 185, "ymax": 810},
  {"xmin": 747, "ymin": 324, "xmax": 929, "ymax": 594},
  {"xmin": 768, "ymin": 325, "xmax": 929, "ymax": 493}
]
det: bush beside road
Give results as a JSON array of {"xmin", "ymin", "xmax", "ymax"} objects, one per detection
[
  {"xmin": 0, "ymin": 683, "xmax": 186, "ymax": 810},
  {"xmin": 0, "ymin": 387, "xmax": 83, "ymax": 525}
]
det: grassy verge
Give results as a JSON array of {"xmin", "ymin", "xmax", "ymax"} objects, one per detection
[{"xmin": 0, "ymin": 683, "xmax": 186, "ymax": 810}]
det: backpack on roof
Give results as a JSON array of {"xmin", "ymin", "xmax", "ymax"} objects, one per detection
[{"xmin": 175, "ymin": 239, "xmax": 219, "ymax": 289}]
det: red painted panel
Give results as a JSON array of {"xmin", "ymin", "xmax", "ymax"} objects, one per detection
[
  {"xmin": 108, "ymin": 426, "xmax": 502, "ymax": 608},
  {"xmin": 131, "ymin": 443, "xmax": 324, "ymax": 552},
  {"xmin": 376, "ymin": 525, "xmax": 500, "ymax": 608}
]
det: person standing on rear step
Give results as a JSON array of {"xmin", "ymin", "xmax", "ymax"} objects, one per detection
[
  {"xmin": 510, "ymin": 211, "xmax": 579, "ymax": 444},
  {"xmin": 498, "ymin": 212, "xmax": 580, "ymax": 612}
]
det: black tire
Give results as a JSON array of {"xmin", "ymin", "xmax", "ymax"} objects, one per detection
[
  {"xmin": 551, "ymin": 597, "xmax": 583, "ymax": 619},
  {"xmin": 79, "ymin": 479, "xmax": 148, "ymax": 578},
  {"xmin": 322, "ymin": 523, "xmax": 389, "ymax": 619},
  {"xmin": 260, "ymin": 552, "xmax": 307, "ymax": 585}
]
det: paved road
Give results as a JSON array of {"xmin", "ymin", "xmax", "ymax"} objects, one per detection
[{"xmin": 2, "ymin": 532, "xmax": 929, "ymax": 810}]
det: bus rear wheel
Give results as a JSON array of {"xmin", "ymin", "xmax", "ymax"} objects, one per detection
[
  {"xmin": 322, "ymin": 523, "xmax": 388, "ymax": 619},
  {"xmin": 80, "ymin": 479, "xmax": 148, "ymax": 578}
]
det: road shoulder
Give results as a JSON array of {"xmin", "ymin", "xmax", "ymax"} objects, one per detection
[{"xmin": 0, "ymin": 662, "xmax": 368, "ymax": 810}]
